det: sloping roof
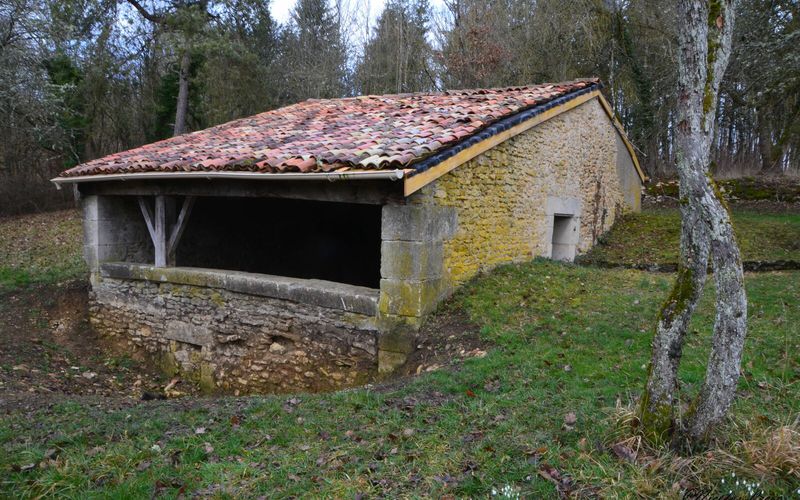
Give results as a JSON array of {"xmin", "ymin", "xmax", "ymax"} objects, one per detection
[{"xmin": 59, "ymin": 79, "xmax": 601, "ymax": 178}]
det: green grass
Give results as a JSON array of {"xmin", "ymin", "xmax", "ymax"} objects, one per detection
[
  {"xmin": 2, "ymin": 261, "xmax": 797, "ymax": 497},
  {"xmin": 0, "ymin": 210, "xmax": 86, "ymax": 292},
  {"xmin": 582, "ymin": 208, "xmax": 800, "ymax": 267}
]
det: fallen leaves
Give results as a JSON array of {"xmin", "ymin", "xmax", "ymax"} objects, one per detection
[
  {"xmin": 538, "ymin": 462, "xmax": 575, "ymax": 495},
  {"xmin": 611, "ymin": 442, "xmax": 637, "ymax": 463},
  {"xmin": 163, "ymin": 378, "xmax": 184, "ymax": 398},
  {"xmin": 283, "ymin": 397, "xmax": 301, "ymax": 413}
]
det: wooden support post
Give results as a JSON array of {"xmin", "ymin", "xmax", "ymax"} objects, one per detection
[
  {"xmin": 167, "ymin": 196, "xmax": 195, "ymax": 266},
  {"xmin": 154, "ymin": 195, "xmax": 167, "ymax": 267},
  {"xmin": 138, "ymin": 196, "xmax": 156, "ymax": 242},
  {"xmin": 138, "ymin": 195, "xmax": 195, "ymax": 267}
]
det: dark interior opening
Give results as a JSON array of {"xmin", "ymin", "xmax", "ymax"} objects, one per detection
[
  {"xmin": 551, "ymin": 214, "xmax": 576, "ymax": 262},
  {"xmin": 177, "ymin": 197, "xmax": 382, "ymax": 289}
]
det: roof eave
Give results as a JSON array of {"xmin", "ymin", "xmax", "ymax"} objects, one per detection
[{"xmin": 51, "ymin": 169, "xmax": 407, "ymax": 189}]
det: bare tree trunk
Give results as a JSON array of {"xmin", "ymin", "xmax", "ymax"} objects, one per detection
[
  {"xmin": 174, "ymin": 47, "xmax": 190, "ymax": 136},
  {"xmin": 640, "ymin": 0, "xmax": 747, "ymax": 448},
  {"xmin": 640, "ymin": 194, "xmax": 710, "ymax": 445}
]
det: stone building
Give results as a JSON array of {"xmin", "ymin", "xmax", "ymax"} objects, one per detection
[{"xmin": 53, "ymin": 79, "xmax": 645, "ymax": 394}]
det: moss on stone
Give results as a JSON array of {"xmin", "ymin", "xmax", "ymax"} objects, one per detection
[
  {"xmin": 158, "ymin": 350, "xmax": 180, "ymax": 377},
  {"xmin": 209, "ymin": 291, "xmax": 225, "ymax": 307},
  {"xmin": 198, "ymin": 362, "xmax": 216, "ymax": 394}
]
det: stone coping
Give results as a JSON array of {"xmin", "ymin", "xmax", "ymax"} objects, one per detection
[{"xmin": 100, "ymin": 262, "xmax": 380, "ymax": 316}]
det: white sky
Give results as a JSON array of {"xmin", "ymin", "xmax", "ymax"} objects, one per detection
[{"xmin": 270, "ymin": 0, "xmax": 446, "ymax": 27}]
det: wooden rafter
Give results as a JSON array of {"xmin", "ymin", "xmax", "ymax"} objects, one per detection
[{"xmin": 137, "ymin": 196, "xmax": 156, "ymax": 242}]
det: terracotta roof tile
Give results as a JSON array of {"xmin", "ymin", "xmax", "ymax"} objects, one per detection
[{"xmin": 60, "ymin": 79, "xmax": 599, "ymax": 178}]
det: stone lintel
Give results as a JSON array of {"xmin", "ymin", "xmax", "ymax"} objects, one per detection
[
  {"xmin": 100, "ymin": 262, "xmax": 379, "ymax": 316},
  {"xmin": 164, "ymin": 320, "xmax": 214, "ymax": 346},
  {"xmin": 545, "ymin": 196, "xmax": 582, "ymax": 216}
]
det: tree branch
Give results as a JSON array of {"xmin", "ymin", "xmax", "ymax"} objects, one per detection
[{"xmin": 125, "ymin": 0, "xmax": 164, "ymax": 24}]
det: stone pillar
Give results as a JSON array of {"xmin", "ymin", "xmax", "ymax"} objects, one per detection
[
  {"xmin": 377, "ymin": 193, "xmax": 457, "ymax": 372},
  {"xmin": 82, "ymin": 195, "xmax": 153, "ymax": 283}
]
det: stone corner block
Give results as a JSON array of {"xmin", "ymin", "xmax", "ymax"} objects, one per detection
[
  {"xmin": 82, "ymin": 195, "xmax": 100, "ymax": 221},
  {"xmin": 381, "ymin": 204, "xmax": 457, "ymax": 241},
  {"xmin": 377, "ymin": 322, "xmax": 417, "ymax": 374},
  {"xmin": 380, "ymin": 240, "xmax": 443, "ymax": 280},
  {"xmin": 378, "ymin": 278, "xmax": 443, "ymax": 318}
]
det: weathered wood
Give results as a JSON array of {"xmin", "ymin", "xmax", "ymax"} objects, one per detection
[
  {"xmin": 80, "ymin": 178, "xmax": 403, "ymax": 205},
  {"xmin": 154, "ymin": 195, "xmax": 167, "ymax": 267},
  {"xmin": 137, "ymin": 196, "xmax": 156, "ymax": 242},
  {"xmin": 167, "ymin": 196, "xmax": 195, "ymax": 264}
]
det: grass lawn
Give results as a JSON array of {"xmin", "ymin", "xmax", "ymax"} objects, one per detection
[
  {"xmin": 0, "ymin": 210, "xmax": 86, "ymax": 292},
  {"xmin": 1, "ymin": 260, "xmax": 798, "ymax": 498},
  {"xmin": 581, "ymin": 208, "xmax": 800, "ymax": 267}
]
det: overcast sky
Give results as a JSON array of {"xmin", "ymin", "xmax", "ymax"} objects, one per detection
[{"xmin": 270, "ymin": 0, "xmax": 446, "ymax": 27}]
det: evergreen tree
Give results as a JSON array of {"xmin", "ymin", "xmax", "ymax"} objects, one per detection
[
  {"xmin": 277, "ymin": 0, "xmax": 348, "ymax": 102},
  {"xmin": 357, "ymin": 0, "xmax": 434, "ymax": 95}
]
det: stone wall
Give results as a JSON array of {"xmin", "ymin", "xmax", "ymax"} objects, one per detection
[
  {"xmin": 376, "ymin": 98, "xmax": 641, "ymax": 332},
  {"xmin": 90, "ymin": 264, "xmax": 380, "ymax": 394},
  {"xmin": 379, "ymin": 99, "xmax": 641, "ymax": 371},
  {"xmin": 429, "ymin": 98, "xmax": 635, "ymax": 288}
]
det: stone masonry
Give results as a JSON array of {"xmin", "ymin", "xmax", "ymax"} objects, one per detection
[
  {"xmin": 376, "ymin": 99, "xmax": 640, "ymax": 358},
  {"xmin": 91, "ymin": 264, "xmax": 379, "ymax": 394}
]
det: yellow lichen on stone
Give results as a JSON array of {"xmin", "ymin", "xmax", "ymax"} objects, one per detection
[{"xmin": 428, "ymin": 99, "xmax": 626, "ymax": 288}]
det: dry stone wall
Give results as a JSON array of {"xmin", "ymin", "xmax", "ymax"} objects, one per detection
[{"xmin": 89, "ymin": 266, "xmax": 380, "ymax": 394}]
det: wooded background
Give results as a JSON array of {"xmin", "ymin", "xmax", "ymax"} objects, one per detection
[{"xmin": 1, "ymin": 0, "xmax": 797, "ymax": 215}]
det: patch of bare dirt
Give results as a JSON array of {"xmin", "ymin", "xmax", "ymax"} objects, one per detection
[
  {"xmin": 0, "ymin": 281, "xmax": 184, "ymax": 413},
  {"xmin": 398, "ymin": 307, "xmax": 489, "ymax": 377},
  {"xmin": 0, "ymin": 281, "xmax": 488, "ymax": 413}
]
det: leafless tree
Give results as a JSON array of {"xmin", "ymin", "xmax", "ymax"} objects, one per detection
[{"xmin": 640, "ymin": 0, "xmax": 748, "ymax": 448}]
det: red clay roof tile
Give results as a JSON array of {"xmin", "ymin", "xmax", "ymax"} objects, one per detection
[{"xmin": 60, "ymin": 79, "xmax": 598, "ymax": 178}]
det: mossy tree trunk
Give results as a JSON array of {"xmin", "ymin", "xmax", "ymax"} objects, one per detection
[{"xmin": 640, "ymin": 0, "xmax": 747, "ymax": 448}]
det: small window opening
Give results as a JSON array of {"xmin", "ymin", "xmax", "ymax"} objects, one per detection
[
  {"xmin": 176, "ymin": 197, "xmax": 381, "ymax": 288},
  {"xmin": 551, "ymin": 215, "xmax": 578, "ymax": 262}
]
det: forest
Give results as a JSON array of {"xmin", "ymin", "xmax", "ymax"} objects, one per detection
[{"xmin": 1, "ymin": 0, "xmax": 798, "ymax": 214}]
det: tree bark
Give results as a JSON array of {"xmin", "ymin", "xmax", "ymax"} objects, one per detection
[
  {"xmin": 640, "ymin": 0, "xmax": 747, "ymax": 448},
  {"xmin": 640, "ymin": 191, "xmax": 710, "ymax": 445},
  {"xmin": 174, "ymin": 46, "xmax": 190, "ymax": 136},
  {"xmin": 686, "ymin": 192, "xmax": 747, "ymax": 441}
]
